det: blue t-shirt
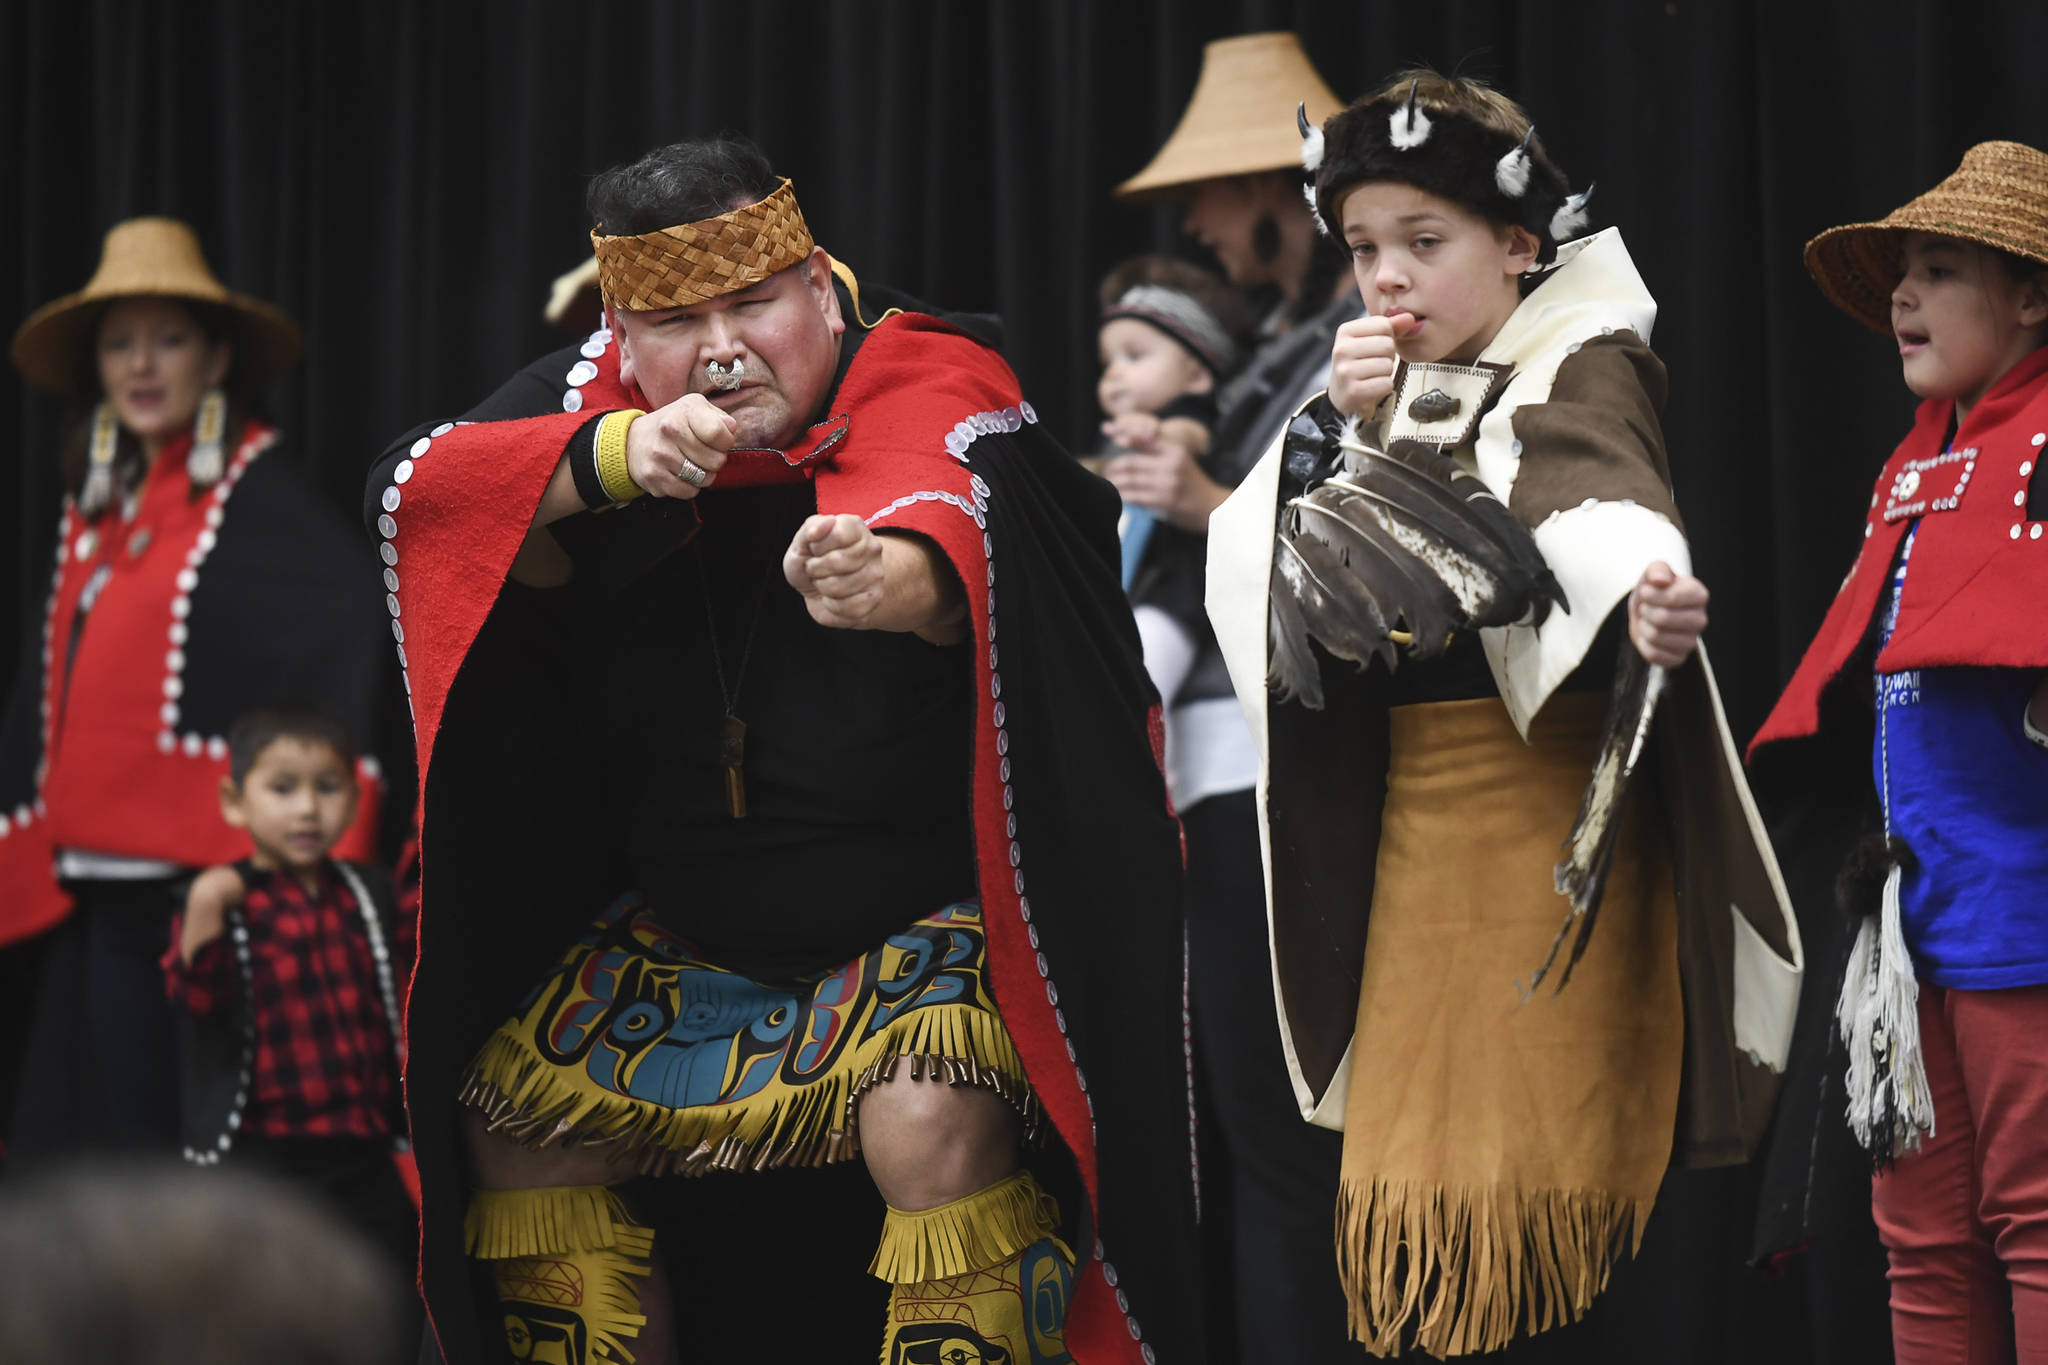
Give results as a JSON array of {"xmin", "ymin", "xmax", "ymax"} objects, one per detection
[{"xmin": 1874, "ymin": 524, "xmax": 2048, "ymax": 989}]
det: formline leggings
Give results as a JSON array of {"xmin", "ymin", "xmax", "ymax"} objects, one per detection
[{"xmin": 1871, "ymin": 982, "xmax": 2048, "ymax": 1364}]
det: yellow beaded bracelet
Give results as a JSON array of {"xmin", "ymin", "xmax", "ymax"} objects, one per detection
[{"xmin": 594, "ymin": 409, "xmax": 647, "ymax": 503}]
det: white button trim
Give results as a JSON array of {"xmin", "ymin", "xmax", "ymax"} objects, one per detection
[
  {"xmin": 18, "ymin": 504, "xmax": 74, "ymax": 826},
  {"xmin": 379, "ymin": 431, "xmax": 452, "ymax": 721},
  {"xmin": 876, "ymin": 398, "xmax": 1154, "ymax": 1352},
  {"xmin": 937, "ymin": 399, "xmax": 1040, "ymax": 463},
  {"xmin": 146, "ymin": 432, "xmax": 275, "ymax": 756}
]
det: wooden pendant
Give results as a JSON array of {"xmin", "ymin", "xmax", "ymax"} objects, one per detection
[{"xmin": 720, "ymin": 714, "xmax": 747, "ymax": 819}]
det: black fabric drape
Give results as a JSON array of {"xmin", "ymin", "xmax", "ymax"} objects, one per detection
[
  {"xmin": 9, "ymin": 3, "xmax": 2048, "ymax": 1360},
  {"xmin": 6, "ymin": 0, "xmax": 2048, "ymax": 751}
]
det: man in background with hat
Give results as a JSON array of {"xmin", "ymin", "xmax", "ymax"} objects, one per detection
[
  {"xmin": 1113, "ymin": 31, "xmax": 1365, "ymax": 1363},
  {"xmin": 366, "ymin": 135, "xmax": 1199, "ymax": 1365}
]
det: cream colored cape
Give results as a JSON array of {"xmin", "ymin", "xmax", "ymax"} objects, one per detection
[{"xmin": 1205, "ymin": 229, "xmax": 1803, "ymax": 1154}]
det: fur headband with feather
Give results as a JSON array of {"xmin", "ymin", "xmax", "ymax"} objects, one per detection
[{"xmin": 1307, "ymin": 83, "xmax": 1590, "ymax": 264}]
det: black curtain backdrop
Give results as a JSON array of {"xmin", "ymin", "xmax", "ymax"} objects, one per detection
[
  {"xmin": 8, "ymin": 0, "xmax": 2048, "ymax": 742},
  {"xmin": 6, "ymin": 3, "xmax": 2048, "ymax": 1358}
]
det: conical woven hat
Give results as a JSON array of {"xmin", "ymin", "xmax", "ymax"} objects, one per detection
[
  {"xmin": 11, "ymin": 217, "xmax": 301, "ymax": 394},
  {"xmin": 1117, "ymin": 32, "xmax": 1344, "ymax": 203},
  {"xmin": 1806, "ymin": 140, "xmax": 2048, "ymax": 336}
]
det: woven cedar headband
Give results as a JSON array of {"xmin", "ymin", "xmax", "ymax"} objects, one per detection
[{"xmin": 591, "ymin": 177, "xmax": 815, "ymax": 311}]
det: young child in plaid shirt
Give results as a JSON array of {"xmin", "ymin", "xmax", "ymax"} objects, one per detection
[{"xmin": 163, "ymin": 706, "xmax": 417, "ymax": 1317}]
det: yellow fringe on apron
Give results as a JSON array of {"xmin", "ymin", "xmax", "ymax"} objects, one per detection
[
  {"xmin": 462, "ymin": 997, "xmax": 1039, "ymax": 1177},
  {"xmin": 468, "ymin": 1184, "xmax": 655, "ymax": 1365},
  {"xmin": 459, "ymin": 899, "xmax": 1040, "ymax": 1176},
  {"xmin": 1339, "ymin": 693, "xmax": 1683, "ymax": 1357},
  {"xmin": 869, "ymin": 1170, "xmax": 1062, "ymax": 1284}
]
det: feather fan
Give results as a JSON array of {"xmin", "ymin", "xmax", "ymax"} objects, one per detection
[
  {"xmin": 1267, "ymin": 554, "xmax": 1326, "ymax": 709},
  {"xmin": 1338, "ymin": 421, "xmax": 1562, "ymax": 625},
  {"xmin": 1276, "ymin": 526, "xmax": 1402, "ymax": 674},
  {"xmin": 1287, "ymin": 495, "xmax": 1465, "ymax": 658},
  {"xmin": 1261, "ymin": 405, "xmax": 1666, "ymax": 1000},
  {"xmin": 1265, "ymin": 417, "xmax": 1567, "ymax": 708}
]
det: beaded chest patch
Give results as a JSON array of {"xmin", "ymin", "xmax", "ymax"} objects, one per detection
[{"xmin": 1882, "ymin": 447, "xmax": 1976, "ymax": 523}]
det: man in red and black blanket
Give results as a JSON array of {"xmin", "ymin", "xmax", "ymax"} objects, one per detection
[{"xmin": 366, "ymin": 136, "xmax": 1199, "ymax": 1365}]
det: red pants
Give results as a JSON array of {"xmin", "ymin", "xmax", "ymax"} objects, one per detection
[{"xmin": 1872, "ymin": 983, "xmax": 2048, "ymax": 1364}]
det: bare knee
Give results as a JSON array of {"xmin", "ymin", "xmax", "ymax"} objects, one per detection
[
  {"xmin": 858, "ymin": 1068, "xmax": 1019, "ymax": 1211},
  {"xmin": 461, "ymin": 1107, "xmax": 626, "ymax": 1191}
]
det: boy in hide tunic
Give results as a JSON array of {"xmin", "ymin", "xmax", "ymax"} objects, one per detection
[
  {"xmin": 366, "ymin": 138, "xmax": 1198, "ymax": 1365},
  {"xmin": 1205, "ymin": 72, "xmax": 1804, "ymax": 1355}
]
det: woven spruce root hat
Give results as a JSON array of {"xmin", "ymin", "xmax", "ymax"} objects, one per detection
[
  {"xmin": 10, "ymin": 217, "xmax": 302, "ymax": 395},
  {"xmin": 1117, "ymin": 32, "xmax": 1344, "ymax": 203},
  {"xmin": 1806, "ymin": 140, "xmax": 2048, "ymax": 336}
]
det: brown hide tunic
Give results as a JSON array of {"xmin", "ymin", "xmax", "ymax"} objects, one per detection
[{"xmin": 1206, "ymin": 230, "xmax": 1802, "ymax": 1354}]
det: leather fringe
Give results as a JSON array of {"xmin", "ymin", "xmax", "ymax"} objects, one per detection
[
  {"xmin": 464, "ymin": 1184, "xmax": 635, "ymax": 1260},
  {"xmin": 458, "ymin": 1001, "xmax": 1042, "ymax": 1177},
  {"xmin": 1336, "ymin": 1176, "xmax": 1647, "ymax": 1357},
  {"xmin": 868, "ymin": 1170, "xmax": 1061, "ymax": 1285},
  {"xmin": 471, "ymin": 1185, "xmax": 655, "ymax": 1365}
]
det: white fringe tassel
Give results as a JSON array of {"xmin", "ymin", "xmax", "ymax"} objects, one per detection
[{"xmin": 1836, "ymin": 862, "xmax": 1935, "ymax": 1160}]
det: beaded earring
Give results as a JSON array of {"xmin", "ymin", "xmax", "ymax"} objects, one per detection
[
  {"xmin": 188, "ymin": 388, "xmax": 228, "ymax": 487},
  {"xmin": 81, "ymin": 403, "xmax": 119, "ymax": 517}
]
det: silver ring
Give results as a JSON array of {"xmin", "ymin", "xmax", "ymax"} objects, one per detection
[
  {"xmin": 705, "ymin": 359, "xmax": 745, "ymax": 393},
  {"xmin": 676, "ymin": 458, "xmax": 711, "ymax": 488}
]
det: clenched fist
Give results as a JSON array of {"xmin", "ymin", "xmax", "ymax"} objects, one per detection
[
  {"xmin": 785, "ymin": 514, "xmax": 887, "ymax": 629},
  {"xmin": 625, "ymin": 392, "xmax": 738, "ymax": 499},
  {"xmin": 783, "ymin": 513, "xmax": 968, "ymax": 642},
  {"xmin": 1628, "ymin": 561, "xmax": 1710, "ymax": 668},
  {"xmin": 1328, "ymin": 313, "xmax": 1416, "ymax": 418}
]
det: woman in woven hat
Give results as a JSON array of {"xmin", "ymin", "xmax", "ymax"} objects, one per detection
[
  {"xmin": 1109, "ymin": 31, "xmax": 1367, "ymax": 1363},
  {"xmin": 1751, "ymin": 142, "xmax": 2048, "ymax": 1362},
  {"xmin": 0, "ymin": 217, "xmax": 389, "ymax": 1161}
]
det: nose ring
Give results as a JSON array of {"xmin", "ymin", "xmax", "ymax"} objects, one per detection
[{"xmin": 706, "ymin": 359, "xmax": 745, "ymax": 392}]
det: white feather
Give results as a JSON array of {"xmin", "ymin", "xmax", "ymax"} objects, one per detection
[
  {"xmin": 1300, "ymin": 124, "xmax": 1325, "ymax": 172},
  {"xmin": 1495, "ymin": 146, "xmax": 1532, "ymax": 198},
  {"xmin": 1303, "ymin": 182, "xmax": 1331, "ymax": 235},
  {"xmin": 1550, "ymin": 187, "xmax": 1593, "ymax": 241},
  {"xmin": 1388, "ymin": 103, "xmax": 1432, "ymax": 150}
]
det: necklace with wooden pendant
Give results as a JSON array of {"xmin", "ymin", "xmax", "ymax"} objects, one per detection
[{"xmin": 696, "ymin": 543, "xmax": 772, "ymax": 819}]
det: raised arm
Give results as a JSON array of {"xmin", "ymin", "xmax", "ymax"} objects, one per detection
[{"xmin": 176, "ymin": 864, "xmax": 248, "ymax": 967}]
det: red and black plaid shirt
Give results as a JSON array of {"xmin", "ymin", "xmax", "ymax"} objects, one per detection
[{"xmin": 163, "ymin": 862, "xmax": 408, "ymax": 1141}]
